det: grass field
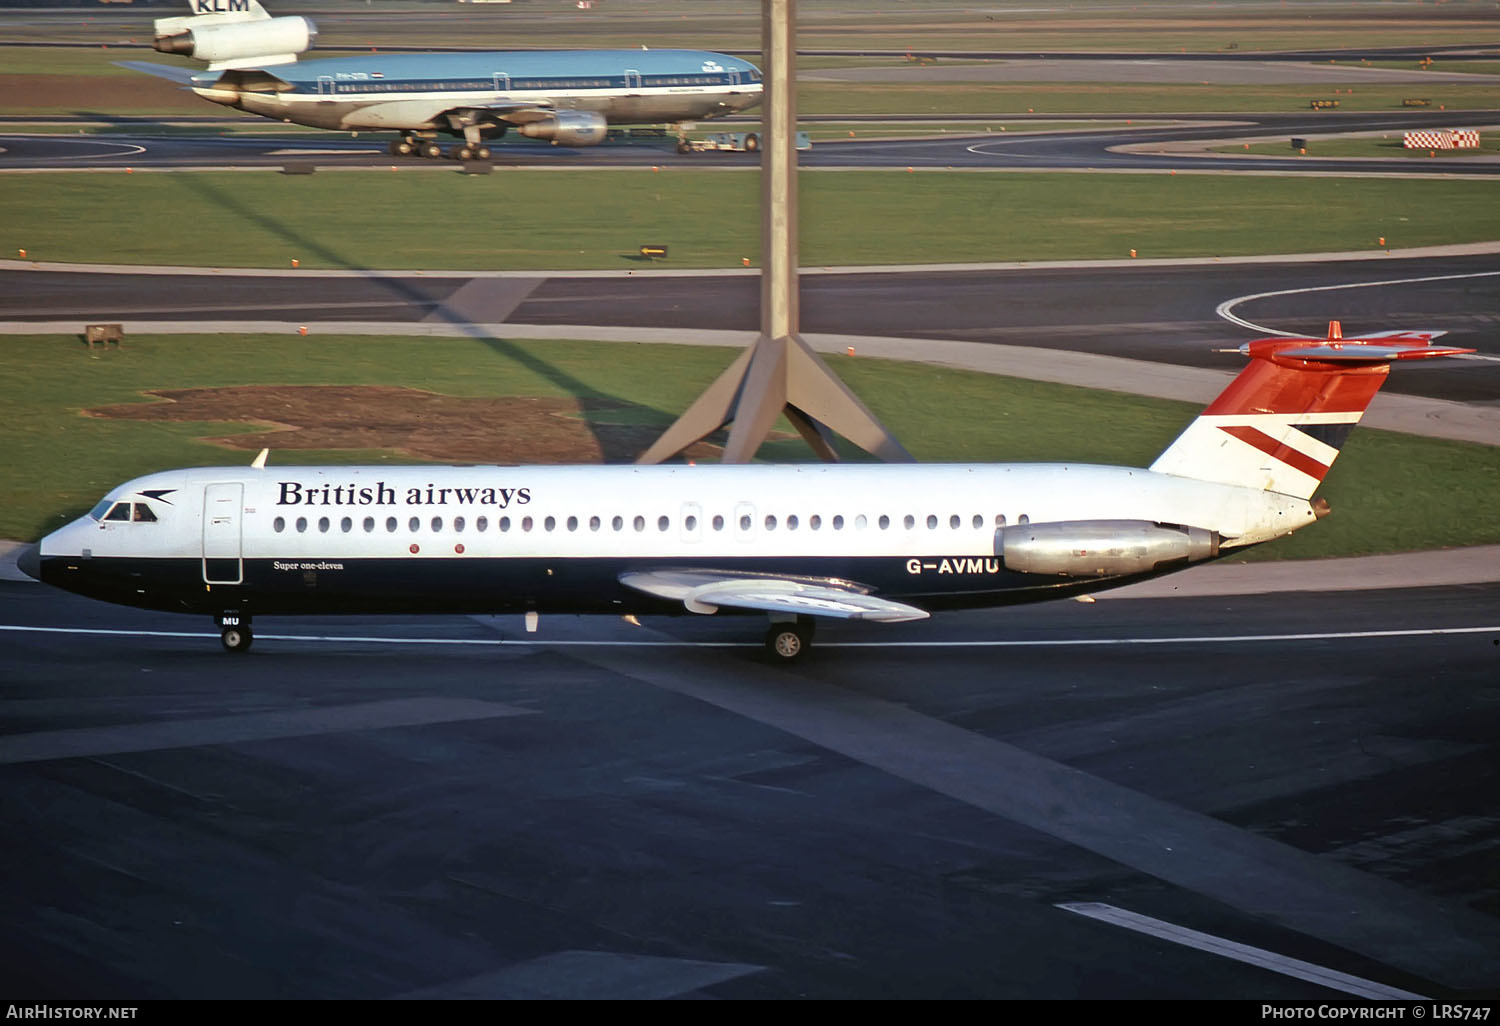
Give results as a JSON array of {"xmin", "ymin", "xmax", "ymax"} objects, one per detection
[
  {"xmin": 5, "ymin": 0, "xmax": 1499, "ymax": 54},
  {"xmin": 794, "ymin": 82, "xmax": 1500, "ymax": 117},
  {"xmin": 2, "ymin": 45, "xmax": 1496, "ymax": 117},
  {"xmin": 4, "ymin": 170, "xmax": 1498, "ymax": 271},
  {"xmin": 2, "ymin": 333, "xmax": 1495, "ymax": 562}
]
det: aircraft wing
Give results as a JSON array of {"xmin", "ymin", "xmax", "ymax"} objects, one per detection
[
  {"xmin": 479, "ymin": 104, "xmax": 557, "ymax": 124},
  {"xmin": 115, "ymin": 60, "xmax": 200, "ymax": 86},
  {"xmin": 619, "ymin": 569, "xmax": 930, "ymax": 622}
]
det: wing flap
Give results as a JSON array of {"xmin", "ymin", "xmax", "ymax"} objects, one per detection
[{"xmin": 620, "ymin": 569, "xmax": 929, "ymax": 623}]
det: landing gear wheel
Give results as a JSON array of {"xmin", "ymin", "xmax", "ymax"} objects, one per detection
[
  {"xmin": 765, "ymin": 622, "xmax": 810, "ymax": 662},
  {"xmin": 453, "ymin": 146, "xmax": 473, "ymax": 161},
  {"xmin": 396, "ymin": 138, "xmax": 416, "ymax": 156},
  {"xmin": 676, "ymin": 138, "xmax": 690, "ymax": 154},
  {"xmin": 474, "ymin": 146, "xmax": 492, "ymax": 160},
  {"xmin": 387, "ymin": 140, "xmax": 401, "ymax": 156},
  {"xmin": 744, "ymin": 133, "xmax": 759, "ymax": 152},
  {"xmin": 420, "ymin": 141, "xmax": 443, "ymax": 159},
  {"xmin": 220, "ymin": 625, "xmax": 253, "ymax": 653}
]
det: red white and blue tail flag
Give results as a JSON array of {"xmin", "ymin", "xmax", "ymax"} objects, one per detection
[{"xmin": 1150, "ymin": 322, "xmax": 1473, "ymax": 499}]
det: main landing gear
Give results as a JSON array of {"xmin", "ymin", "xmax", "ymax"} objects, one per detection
[
  {"xmin": 764, "ymin": 615, "xmax": 815, "ymax": 663},
  {"xmin": 388, "ymin": 135, "xmax": 492, "ymax": 161},
  {"xmin": 216, "ymin": 611, "xmax": 252, "ymax": 653}
]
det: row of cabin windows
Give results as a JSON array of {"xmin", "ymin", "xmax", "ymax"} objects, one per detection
[
  {"xmin": 271, "ymin": 512, "xmax": 1031, "ymax": 535},
  {"xmin": 322, "ymin": 73, "xmax": 744, "ymax": 94}
]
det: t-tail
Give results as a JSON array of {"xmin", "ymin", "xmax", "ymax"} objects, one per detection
[{"xmin": 1150, "ymin": 322, "xmax": 1474, "ymax": 499}]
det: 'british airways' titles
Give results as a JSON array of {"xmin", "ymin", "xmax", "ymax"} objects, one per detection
[{"xmin": 277, "ymin": 481, "xmax": 531, "ymax": 508}]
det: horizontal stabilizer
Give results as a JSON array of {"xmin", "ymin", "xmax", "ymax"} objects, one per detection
[
  {"xmin": 620, "ymin": 569, "xmax": 930, "ymax": 622},
  {"xmin": 1243, "ymin": 324, "xmax": 1471, "ymax": 365},
  {"xmin": 114, "ymin": 60, "xmax": 199, "ymax": 85},
  {"xmin": 1263, "ymin": 341, "xmax": 1475, "ymax": 363}
]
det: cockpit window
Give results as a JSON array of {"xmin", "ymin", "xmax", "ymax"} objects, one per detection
[{"xmin": 98, "ymin": 501, "xmax": 157, "ymax": 523}]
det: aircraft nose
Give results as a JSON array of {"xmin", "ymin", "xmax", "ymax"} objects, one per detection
[{"xmin": 16, "ymin": 542, "xmax": 40, "ymax": 581}]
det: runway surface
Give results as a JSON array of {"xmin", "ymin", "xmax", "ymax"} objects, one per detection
[
  {"xmin": 3, "ymin": 42, "xmax": 1498, "ymax": 998},
  {"xmin": 5, "ymin": 249, "xmax": 1498, "ymax": 411},
  {"xmin": 4, "ymin": 110, "xmax": 1500, "ymax": 175},
  {"xmin": 2, "ymin": 573, "xmax": 1497, "ymax": 999}
]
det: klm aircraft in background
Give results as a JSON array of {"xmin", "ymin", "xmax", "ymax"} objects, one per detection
[{"xmin": 127, "ymin": 0, "xmax": 763, "ymax": 159}]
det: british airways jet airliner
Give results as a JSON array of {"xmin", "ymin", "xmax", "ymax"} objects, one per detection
[
  {"xmin": 17, "ymin": 328, "xmax": 1471, "ymax": 660},
  {"xmin": 128, "ymin": 0, "xmax": 762, "ymax": 159}
]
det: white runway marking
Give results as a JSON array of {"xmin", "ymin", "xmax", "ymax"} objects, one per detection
[
  {"xmin": 1057, "ymin": 902, "xmax": 1429, "ymax": 1000},
  {"xmin": 1216, "ymin": 270, "xmax": 1500, "ymax": 363},
  {"xmin": 19, "ymin": 139, "xmax": 149, "ymax": 161},
  {"xmin": 267, "ymin": 148, "xmax": 370, "ymax": 156},
  {"xmin": 1, "ymin": 623, "xmax": 1495, "ymax": 648}
]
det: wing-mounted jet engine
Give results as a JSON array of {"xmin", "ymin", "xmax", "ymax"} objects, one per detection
[
  {"xmin": 511, "ymin": 111, "xmax": 610, "ymax": 147},
  {"xmin": 153, "ymin": 0, "xmax": 316, "ymax": 71}
]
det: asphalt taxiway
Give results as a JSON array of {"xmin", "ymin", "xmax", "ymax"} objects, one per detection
[
  {"xmin": 1, "ymin": 571, "xmax": 1497, "ymax": 999},
  {"xmin": 3, "ymin": 61, "xmax": 1498, "ymax": 998},
  {"xmin": 5, "ymin": 109, "xmax": 1500, "ymax": 175},
  {"xmin": 4, "ymin": 247, "xmax": 1498, "ymax": 422}
]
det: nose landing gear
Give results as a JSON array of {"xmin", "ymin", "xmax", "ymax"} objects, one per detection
[{"xmin": 216, "ymin": 611, "xmax": 253, "ymax": 653}]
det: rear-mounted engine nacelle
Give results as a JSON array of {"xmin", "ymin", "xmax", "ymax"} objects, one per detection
[
  {"xmin": 996, "ymin": 520, "xmax": 1219, "ymax": 577},
  {"xmin": 154, "ymin": 16, "xmax": 316, "ymax": 64},
  {"xmin": 516, "ymin": 111, "xmax": 609, "ymax": 147}
]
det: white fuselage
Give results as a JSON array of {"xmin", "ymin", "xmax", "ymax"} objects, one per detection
[
  {"xmin": 33, "ymin": 462, "xmax": 1316, "ymax": 619},
  {"xmin": 192, "ymin": 49, "xmax": 763, "ymax": 134}
]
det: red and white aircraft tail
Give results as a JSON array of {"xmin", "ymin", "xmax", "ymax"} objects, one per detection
[{"xmin": 1150, "ymin": 322, "xmax": 1473, "ymax": 499}]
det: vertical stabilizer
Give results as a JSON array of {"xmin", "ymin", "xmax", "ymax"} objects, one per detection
[
  {"xmin": 158, "ymin": 1, "xmax": 270, "ymax": 36},
  {"xmin": 1150, "ymin": 325, "xmax": 1471, "ymax": 499}
]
